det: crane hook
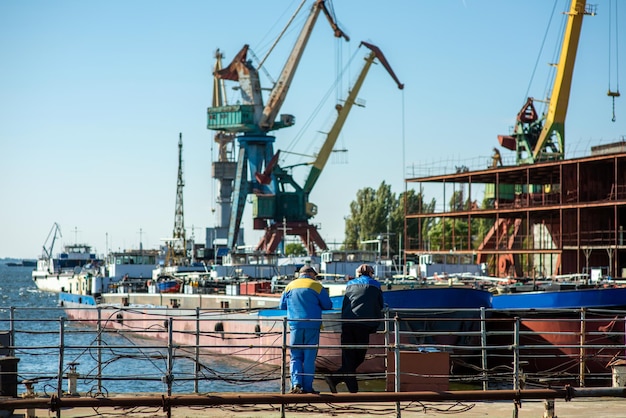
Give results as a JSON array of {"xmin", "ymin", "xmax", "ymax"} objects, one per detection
[{"xmin": 608, "ymin": 89, "xmax": 620, "ymax": 122}]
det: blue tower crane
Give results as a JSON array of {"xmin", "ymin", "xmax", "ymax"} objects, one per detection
[{"xmin": 207, "ymin": 0, "xmax": 348, "ymax": 252}]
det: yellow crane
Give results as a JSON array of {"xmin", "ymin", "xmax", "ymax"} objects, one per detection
[
  {"xmin": 482, "ymin": 0, "xmax": 597, "ymax": 276},
  {"xmin": 498, "ymin": 0, "xmax": 596, "ymax": 164}
]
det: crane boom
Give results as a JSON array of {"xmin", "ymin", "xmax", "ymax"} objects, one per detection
[
  {"xmin": 303, "ymin": 41, "xmax": 404, "ymax": 193},
  {"xmin": 42, "ymin": 222, "xmax": 62, "ymax": 259},
  {"xmin": 497, "ymin": 0, "xmax": 594, "ymax": 165},
  {"xmin": 210, "ymin": 0, "xmax": 348, "ymax": 135},
  {"xmin": 212, "ymin": 49, "xmax": 228, "ymax": 108},
  {"xmin": 260, "ymin": 0, "xmax": 348, "ymax": 131},
  {"xmin": 532, "ymin": 0, "xmax": 590, "ymax": 161}
]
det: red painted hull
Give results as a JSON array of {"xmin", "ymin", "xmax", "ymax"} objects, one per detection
[
  {"xmin": 489, "ymin": 310, "xmax": 626, "ymax": 383},
  {"xmin": 61, "ymin": 303, "xmax": 368, "ymax": 373}
]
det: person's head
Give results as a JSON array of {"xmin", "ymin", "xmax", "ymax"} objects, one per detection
[
  {"xmin": 356, "ymin": 264, "xmax": 374, "ymax": 277},
  {"xmin": 299, "ymin": 265, "xmax": 318, "ymax": 279}
]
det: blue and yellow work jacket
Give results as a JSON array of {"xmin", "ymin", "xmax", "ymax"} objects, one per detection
[{"xmin": 279, "ymin": 276, "xmax": 333, "ymax": 329}]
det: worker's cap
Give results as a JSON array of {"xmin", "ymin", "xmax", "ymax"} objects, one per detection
[
  {"xmin": 299, "ymin": 266, "xmax": 318, "ymax": 277},
  {"xmin": 356, "ymin": 264, "xmax": 375, "ymax": 277}
]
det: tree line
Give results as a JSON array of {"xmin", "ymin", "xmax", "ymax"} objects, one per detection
[{"xmin": 286, "ymin": 181, "xmax": 495, "ymax": 258}]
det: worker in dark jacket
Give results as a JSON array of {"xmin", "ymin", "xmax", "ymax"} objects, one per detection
[
  {"xmin": 325, "ymin": 264, "xmax": 384, "ymax": 393},
  {"xmin": 280, "ymin": 265, "xmax": 332, "ymax": 394}
]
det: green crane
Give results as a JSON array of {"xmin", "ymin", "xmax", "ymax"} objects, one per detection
[{"xmin": 254, "ymin": 41, "xmax": 404, "ymax": 255}]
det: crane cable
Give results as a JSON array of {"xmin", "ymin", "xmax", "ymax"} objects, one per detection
[
  {"xmin": 329, "ymin": 0, "xmax": 349, "ymax": 162},
  {"xmin": 256, "ymin": 0, "xmax": 307, "ymax": 70},
  {"xmin": 608, "ymin": 0, "xmax": 620, "ymax": 122},
  {"xmin": 524, "ymin": 0, "xmax": 560, "ymax": 108},
  {"xmin": 283, "ymin": 46, "xmax": 361, "ymax": 157}
]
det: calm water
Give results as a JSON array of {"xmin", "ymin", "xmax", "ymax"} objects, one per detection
[{"xmin": 0, "ymin": 263, "xmax": 280, "ymax": 394}]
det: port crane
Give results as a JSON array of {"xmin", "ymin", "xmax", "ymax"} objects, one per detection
[
  {"xmin": 42, "ymin": 222, "xmax": 62, "ymax": 260},
  {"xmin": 479, "ymin": 0, "xmax": 595, "ymax": 276},
  {"xmin": 207, "ymin": 0, "xmax": 348, "ymax": 252},
  {"xmin": 253, "ymin": 42, "xmax": 404, "ymax": 255},
  {"xmin": 497, "ymin": 0, "xmax": 595, "ymax": 165}
]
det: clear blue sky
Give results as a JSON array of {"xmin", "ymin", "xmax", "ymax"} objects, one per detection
[{"xmin": 1, "ymin": 0, "xmax": 624, "ymax": 258}]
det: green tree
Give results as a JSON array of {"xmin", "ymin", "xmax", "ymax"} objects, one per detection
[
  {"xmin": 474, "ymin": 196, "xmax": 495, "ymax": 248},
  {"xmin": 344, "ymin": 183, "xmax": 439, "ymax": 258},
  {"xmin": 344, "ymin": 182, "xmax": 397, "ymax": 251},
  {"xmin": 390, "ymin": 188, "xmax": 435, "ymax": 253},
  {"xmin": 427, "ymin": 218, "xmax": 471, "ymax": 250},
  {"xmin": 427, "ymin": 190, "xmax": 481, "ymax": 251},
  {"xmin": 285, "ymin": 243, "xmax": 307, "ymax": 256}
]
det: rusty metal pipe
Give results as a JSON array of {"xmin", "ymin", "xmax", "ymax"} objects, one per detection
[{"xmin": 1, "ymin": 387, "xmax": 626, "ymax": 411}]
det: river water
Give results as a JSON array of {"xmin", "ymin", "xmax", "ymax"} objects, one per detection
[{"xmin": 0, "ymin": 263, "xmax": 280, "ymax": 395}]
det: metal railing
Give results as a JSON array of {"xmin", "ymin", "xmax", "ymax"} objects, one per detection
[
  {"xmin": 1, "ymin": 305, "xmax": 626, "ymax": 418},
  {"xmin": 1, "ymin": 306, "xmax": 625, "ymax": 394}
]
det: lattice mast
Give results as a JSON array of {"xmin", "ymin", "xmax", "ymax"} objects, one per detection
[{"xmin": 167, "ymin": 133, "xmax": 187, "ymax": 266}]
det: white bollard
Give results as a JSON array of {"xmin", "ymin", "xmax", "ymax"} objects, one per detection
[
  {"xmin": 611, "ymin": 364, "xmax": 626, "ymax": 387},
  {"xmin": 543, "ymin": 399, "xmax": 556, "ymax": 418},
  {"xmin": 22, "ymin": 380, "xmax": 36, "ymax": 418},
  {"xmin": 67, "ymin": 362, "xmax": 80, "ymax": 396}
]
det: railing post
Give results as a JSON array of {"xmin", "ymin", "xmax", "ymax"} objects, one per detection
[
  {"xmin": 57, "ymin": 316, "xmax": 65, "ymax": 418},
  {"xmin": 512, "ymin": 316, "xmax": 521, "ymax": 418},
  {"xmin": 97, "ymin": 307, "xmax": 102, "ymax": 394},
  {"xmin": 166, "ymin": 317, "xmax": 174, "ymax": 397},
  {"xmin": 394, "ymin": 314, "xmax": 401, "ymax": 418},
  {"xmin": 280, "ymin": 317, "xmax": 287, "ymax": 418},
  {"xmin": 194, "ymin": 307, "xmax": 200, "ymax": 394},
  {"xmin": 579, "ymin": 308, "xmax": 586, "ymax": 387},
  {"xmin": 480, "ymin": 307, "xmax": 488, "ymax": 391},
  {"xmin": 383, "ymin": 308, "xmax": 390, "ymax": 384},
  {"xmin": 513, "ymin": 316, "xmax": 520, "ymax": 390},
  {"xmin": 9, "ymin": 307, "xmax": 15, "ymax": 356}
]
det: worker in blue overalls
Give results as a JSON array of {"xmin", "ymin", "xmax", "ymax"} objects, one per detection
[{"xmin": 280, "ymin": 265, "xmax": 332, "ymax": 394}]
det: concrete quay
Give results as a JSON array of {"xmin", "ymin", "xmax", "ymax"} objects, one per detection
[{"xmin": 6, "ymin": 394, "xmax": 626, "ymax": 418}]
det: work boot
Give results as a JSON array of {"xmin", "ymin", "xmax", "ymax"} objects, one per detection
[
  {"xmin": 345, "ymin": 377, "xmax": 358, "ymax": 393},
  {"xmin": 325, "ymin": 376, "xmax": 338, "ymax": 393}
]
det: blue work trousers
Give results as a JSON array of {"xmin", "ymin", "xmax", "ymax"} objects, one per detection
[{"xmin": 289, "ymin": 327, "xmax": 320, "ymax": 392}]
